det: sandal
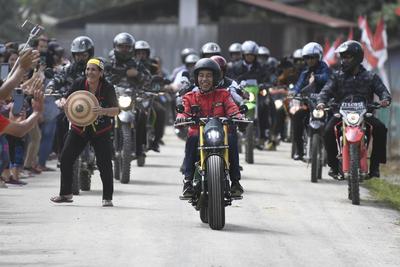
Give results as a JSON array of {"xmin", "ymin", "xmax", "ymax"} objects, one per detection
[{"xmin": 50, "ymin": 195, "xmax": 73, "ymax": 203}]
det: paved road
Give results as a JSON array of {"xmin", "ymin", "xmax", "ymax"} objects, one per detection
[{"xmin": 1, "ymin": 128, "xmax": 399, "ymax": 267}]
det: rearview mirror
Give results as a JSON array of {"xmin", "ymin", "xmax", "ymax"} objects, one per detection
[
  {"xmin": 239, "ymin": 104, "xmax": 248, "ymax": 114},
  {"xmin": 176, "ymin": 104, "xmax": 184, "ymax": 114}
]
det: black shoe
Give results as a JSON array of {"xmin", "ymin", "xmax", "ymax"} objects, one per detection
[
  {"xmin": 150, "ymin": 142, "xmax": 160, "ymax": 153},
  {"xmin": 182, "ymin": 180, "xmax": 194, "ymax": 197},
  {"xmin": 293, "ymin": 154, "xmax": 303, "ymax": 161},
  {"xmin": 368, "ymin": 163, "xmax": 380, "ymax": 179},
  {"xmin": 368, "ymin": 170, "xmax": 380, "ymax": 179},
  {"xmin": 328, "ymin": 167, "xmax": 339, "ymax": 179},
  {"xmin": 231, "ymin": 180, "xmax": 244, "ymax": 197},
  {"xmin": 158, "ymin": 139, "xmax": 165, "ymax": 145}
]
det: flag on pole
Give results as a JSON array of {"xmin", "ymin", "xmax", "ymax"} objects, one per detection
[{"xmin": 358, "ymin": 16, "xmax": 390, "ymax": 91}]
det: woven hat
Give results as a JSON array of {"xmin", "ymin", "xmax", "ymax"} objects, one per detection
[{"xmin": 65, "ymin": 90, "xmax": 99, "ymax": 127}]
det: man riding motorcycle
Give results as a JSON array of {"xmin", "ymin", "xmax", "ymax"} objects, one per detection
[
  {"xmin": 176, "ymin": 58, "xmax": 243, "ymax": 198},
  {"xmin": 106, "ymin": 32, "xmax": 151, "ymax": 159},
  {"xmin": 316, "ymin": 40, "xmax": 391, "ymax": 178},
  {"xmin": 134, "ymin": 39, "xmax": 167, "ymax": 152},
  {"xmin": 292, "ymin": 42, "xmax": 330, "ymax": 160},
  {"xmin": 200, "ymin": 42, "xmax": 221, "ymax": 58},
  {"xmin": 227, "ymin": 40, "xmax": 273, "ymax": 149}
]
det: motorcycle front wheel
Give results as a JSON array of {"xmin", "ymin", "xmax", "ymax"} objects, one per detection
[
  {"xmin": 207, "ymin": 155, "xmax": 225, "ymax": 230},
  {"xmin": 120, "ymin": 123, "xmax": 132, "ymax": 184},
  {"xmin": 349, "ymin": 143, "xmax": 360, "ymax": 205}
]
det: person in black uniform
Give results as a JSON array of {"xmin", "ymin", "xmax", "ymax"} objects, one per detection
[
  {"xmin": 50, "ymin": 58, "xmax": 119, "ymax": 206},
  {"xmin": 317, "ymin": 41, "xmax": 391, "ymax": 179}
]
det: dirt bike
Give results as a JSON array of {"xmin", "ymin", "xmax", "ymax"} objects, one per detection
[
  {"xmin": 239, "ymin": 79, "xmax": 259, "ymax": 164},
  {"xmin": 332, "ymin": 96, "xmax": 380, "ymax": 205},
  {"xmin": 113, "ymin": 81, "xmax": 138, "ymax": 184},
  {"xmin": 306, "ymin": 94, "xmax": 328, "ymax": 183},
  {"xmin": 175, "ymin": 104, "xmax": 251, "ymax": 230}
]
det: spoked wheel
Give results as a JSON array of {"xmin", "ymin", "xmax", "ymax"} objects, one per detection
[
  {"xmin": 245, "ymin": 124, "xmax": 254, "ymax": 164},
  {"xmin": 349, "ymin": 143, "xmax": 360, "ymax": 205},
  {"xmin": 120, "ymin": 124, "xmax": 132, "ymax": 184},
  {"xmin": 200, "ymin": 207, "xmax": 208, "ymax": 223}
]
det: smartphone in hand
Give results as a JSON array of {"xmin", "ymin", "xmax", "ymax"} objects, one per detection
[
  {"xmin": 0, "ymin": 63, "xmax": 9, "ymax": 81},
  {"xmin": 12, "ymin": 88, "xmax": 25, "ymax": 116}
]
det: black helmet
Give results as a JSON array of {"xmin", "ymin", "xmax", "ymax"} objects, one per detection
[
  {"xmin": 335, "ymin": 40, "xmax": 364, "ymax": 73},
  {"xmin": 180, "ymin": 48, "xmax": 197, "ymax": 63},
  {"xmin": 113, "ymin": 32, "xmax": 135, "ymax": 61},
  {"xmin": 48, "ymin": 41, "xmax": 64, "ymax": 57},
  {"xmin": 193, "ymin": 58, "xmax": 221, "ymax": 87},
  {"xmin": 200, "ymin": 42, "xmax": 221, "ymax": 58},
  {"xmin": 70, "ymin": 36, "xmax": 94, "ymax": 57}
]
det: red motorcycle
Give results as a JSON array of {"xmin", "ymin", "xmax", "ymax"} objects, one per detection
[{"xmin": 333, "ymin": 96, "xmax": 380, "ymax": 205}]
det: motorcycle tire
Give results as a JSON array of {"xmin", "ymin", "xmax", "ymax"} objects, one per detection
[
  {"xmin": 72, "ymin": 158, "xmax": 80, "ymax": 195},
  {"xmin": 79, "ymin": 168, "xmax": 91, "ymax": 191},
  {"xmin": 137, "ymin": 154, "xmax": 146, "ymax": 167},
  {"xmin": 245, "ymin": 124, "xmax": 254, "ymax": 164},
  {"xmin": 120, "ymin": 124, "xmax": 132, "ymax": 184},
  {"xmin": 113, "ymin": 128, "xmax": 121, "ymax": 180},
  {"xmin": 200, "ymin": 207, "xmax": 209, "ymax": 223},
  {"xmin": 350, "ymin": 143, "xmax": 360, "ymax": 205},
  {"xmin": 207, "ymin": 155, "xmax": 225, "ymax": 230},
  {"xmin": 311, "ymin": 134, "xmax": 321, "ymax": 183}
]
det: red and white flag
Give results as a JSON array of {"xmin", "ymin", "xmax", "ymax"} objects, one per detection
[
  {"xmin": 358, "ymin": 16, "xmax": 390, "ymax": 91},
  {"xmin": 323, "ymin": 36, "xmax": 342, "ymax": 66}
]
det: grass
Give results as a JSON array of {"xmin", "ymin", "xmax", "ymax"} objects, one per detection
[{"xmin": 364, "ymin": 178, "xmax": 400, "ymax": 211}]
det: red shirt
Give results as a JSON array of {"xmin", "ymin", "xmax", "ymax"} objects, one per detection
[
  {"xmin": 177, "ymin": 88, "xmax": 240, "ymax": 136},
  {"xmin": 0, "ymin": 114, "xmax": 10, "ymax": 134}
]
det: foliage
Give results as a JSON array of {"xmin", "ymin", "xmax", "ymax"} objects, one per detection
[
  {"xmin": 364, "ymin": 178, "xmax": 400, "ymax": 211},
  {"xmin": 0, "ymin": 0, "xmax": 24, "ymax": 42}
]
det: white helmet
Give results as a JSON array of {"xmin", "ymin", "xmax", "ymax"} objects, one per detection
[
  {"xmin": 301, "ymin": 42, "xmax": 323, "ymax": 59},
  {"xmin": 258, "ymin": 46, "xmax": 270, "ymax": 56},
  {"xmin": 135, "ymin": 40, "xmax": 151, "ymax": 50},
  {"xmin": 228, "ymin": 42, "xmax": 242, "ymax": 53},
  {"xmin": 292, "ymin": 48, "xmax": 302, "ymax": 59},
  {"xmin": 185, "ymin": 54, "xmax": 200, "ymax": 64},
  {"xmin": 241, "ymin": 40, "xmax": 259, "ymax": 55}
]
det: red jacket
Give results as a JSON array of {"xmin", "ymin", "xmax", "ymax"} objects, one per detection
[{"xmin": 177, "ymin": 88, "xmax": 240, "ymax": 136}]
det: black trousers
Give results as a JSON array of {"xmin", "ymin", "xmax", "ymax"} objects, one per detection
[
  {"xmin": 136, "ymin": 109, "xmax": 147, "ymax": 155},
  {"xmin": 324, "ymin": 116, "xmax": 387, "ymax": 170},
  {"xmin": 292, "ymin": 109, "xmax": 309, "ymax": 156},
  {"xmin": 153, "ymin": 100, "xmax": 166, "ymax": 144},
  {"xmin": 59, "ymin": 130, "xmax": 114, "ymax": 200},
  {"xmin": 257, "ymin": 97, "xmax": 270, "ymax": 140}
]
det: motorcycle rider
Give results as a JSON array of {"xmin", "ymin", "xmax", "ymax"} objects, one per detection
[
  {"xmin": 227, "ymin": 40, "xmax": 273, "ymax": 149},
  {"xmin": 200, "ymin": 42, "xmax": 221, "ymax": 58},
  {"xmin": 106, "ymin": 32, "xmax": 151, "ymax": 159},
  {"xmin": 316, "ymin": 40, "xmax": 391, "ymax": 178},
  {"xmin": 134, "ymin": 40, "xmax": 166, "ymax": 152},
  {"xmin": 227, "ymin": 42, "xmax": 242, "ymax": 65},
  {"xmin": 292, "ymin": 42, "xmax": 330, "ymax": 160},
  {"xmin": 176, "ymin": 58, "xmax": 244, "ymax": 197},
  {"xmin": 257, "ymin": 46, "xmax": 270, "ymax": 67},
  {"xmin": 170, "ymin": 48, "xmax": 197, "ymax": 82}
]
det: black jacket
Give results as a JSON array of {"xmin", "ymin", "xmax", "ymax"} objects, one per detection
[
  {"xmin": 318, "ymin": 65, "xmax": 391, "ymax": 105},
  {"xmin": 226, "ymin": 59, "xmax": 271, "ymax": 85}
]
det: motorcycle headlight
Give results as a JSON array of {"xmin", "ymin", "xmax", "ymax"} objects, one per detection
[
  {"xmin": 312, "ymin": 109, "xmax": 324, "ymax": 119},
  {"xmin": 346, "ymin": 113, "xmax": 360, "ymax": 125},
  {"xmin": 260, "ymin": 89, "xmax": 267, "ymax": 96},
  {"xmin": 249, "ymin": 92, "xmax": 256, "ymax": 102},
  {"xmin": 118, "ymin": 96, "xmax": 132, "ymax": 109},
  {"xmin": 205, "ymin": 129, "xmax": 224, "ymax": 146},
  {"xmin": 274, "ymin": 99, "xmax": 283, "ymax": 109}
]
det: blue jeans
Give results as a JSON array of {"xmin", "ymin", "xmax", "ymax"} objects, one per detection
[
  {"xmin": 0, "ymin": 135, "xmax": 10, "ymax": 173},
  {"xmin": 38, "ymin": 118, "xmax": 57, "ymax": 166},
  {"xmin": 184, "ymin": 133, "xmax": 240, "ymax": 181}
]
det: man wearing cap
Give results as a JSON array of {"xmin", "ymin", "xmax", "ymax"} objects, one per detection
[{"xmin": 51, "ymin": 58, "xmax": 119, "ymax": 207}]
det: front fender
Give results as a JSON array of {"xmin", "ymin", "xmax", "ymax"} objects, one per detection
[
  {"xmin": 118, "ymin": 110, "xmax": 135, "ymax": 123},
  {"xmin": 345, "ymin": 126, "xmax": 364, "ymax": 143}
]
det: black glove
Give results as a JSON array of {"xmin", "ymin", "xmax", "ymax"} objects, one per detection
[
  {"xmin": 175, "ymin": 117, "xmax": 186, "ymax": 124},
  {"xmin": 238, "ymin": 121, "xmax": 248, "ymax": 133}
]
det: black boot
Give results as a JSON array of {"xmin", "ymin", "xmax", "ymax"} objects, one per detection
[
  {"xmin": 231, "ymin": 180, "xmax": 244, "ymax": 197},
  {"xmin": 182, "ymin": 179, "xmax": 194, "ymax": 197},
  {"xmin": 368, "ymin": 162, "xmax": 380, "ymax": 179}
]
